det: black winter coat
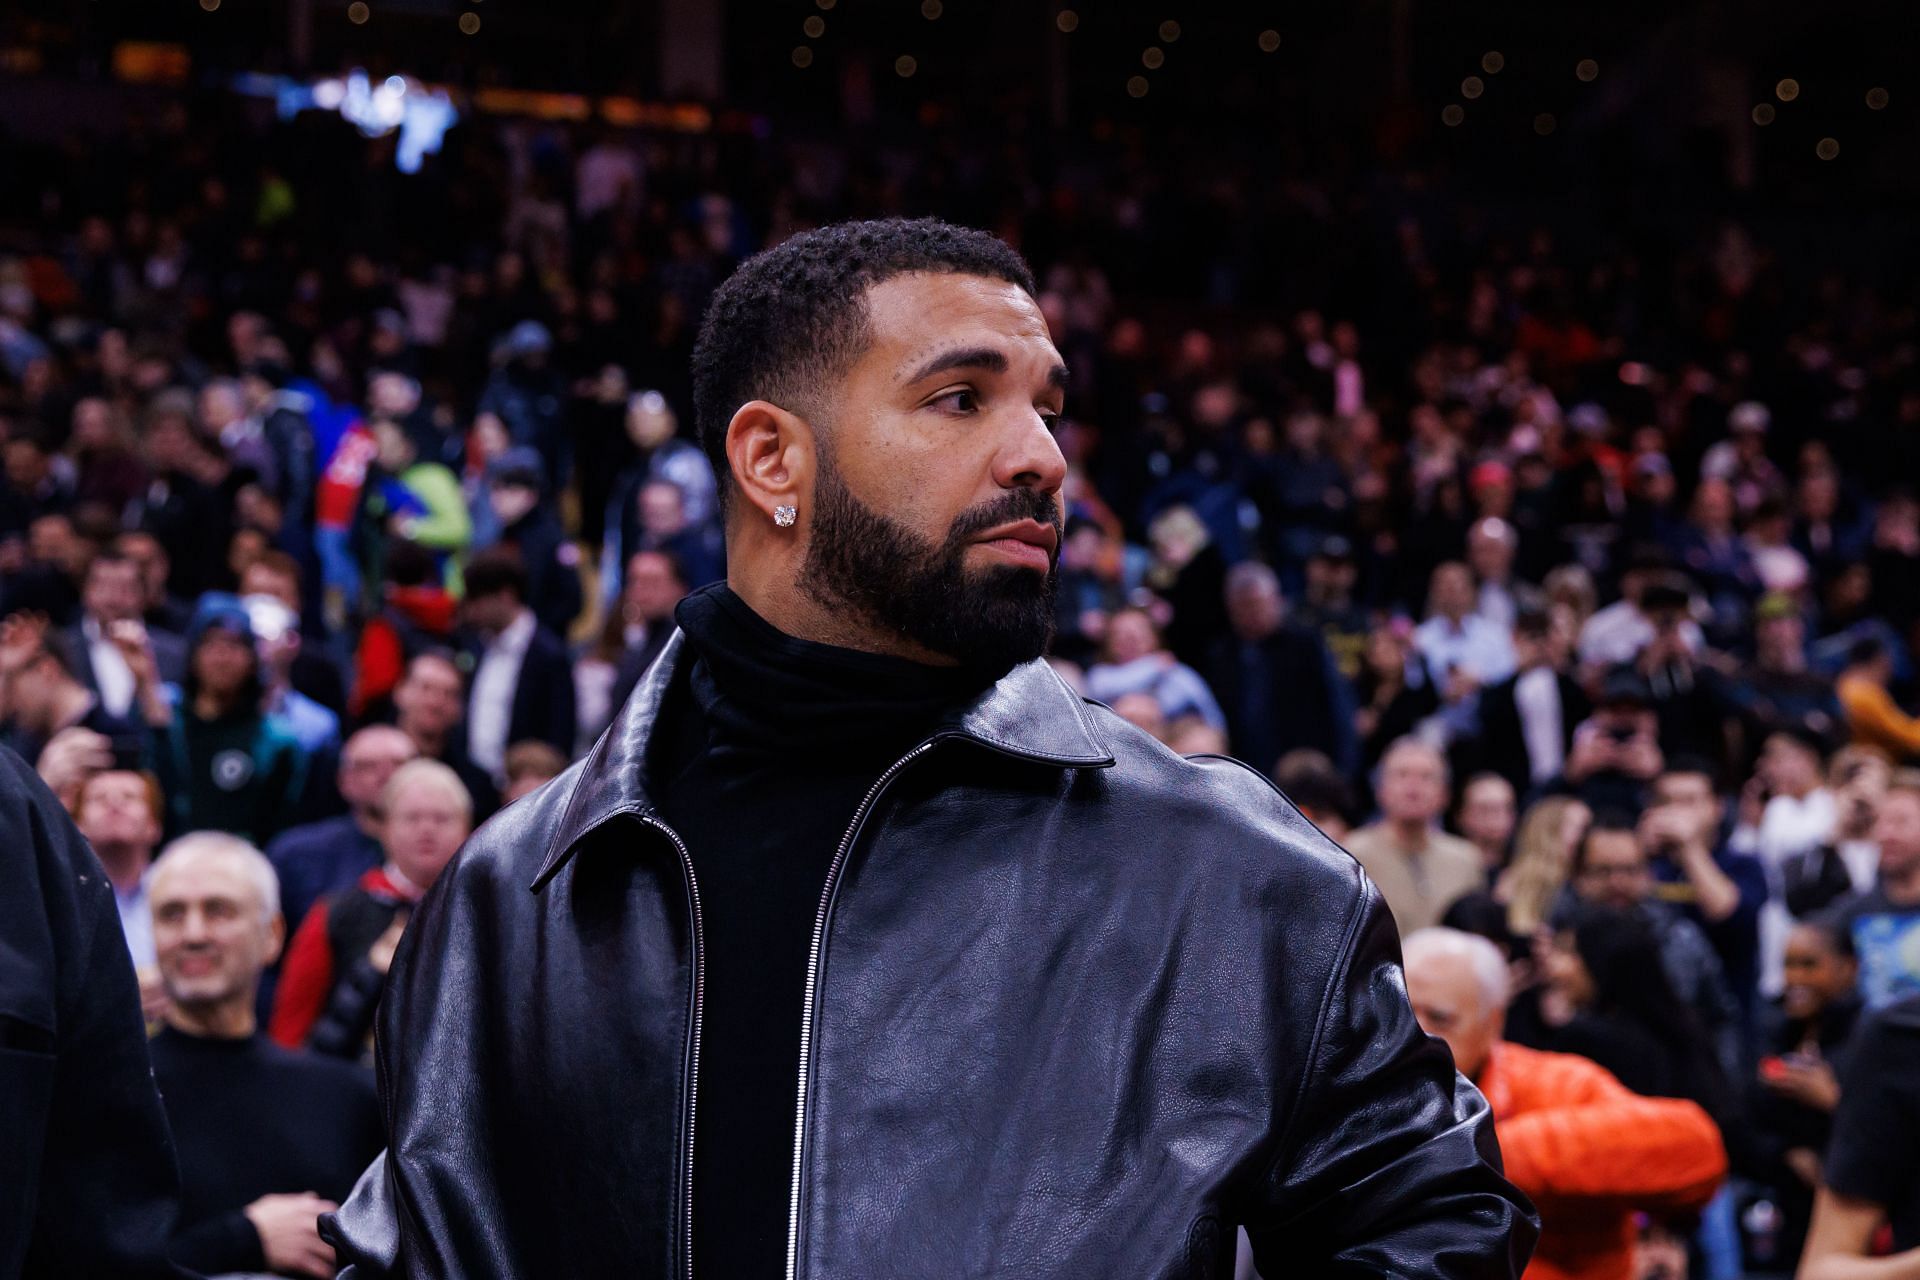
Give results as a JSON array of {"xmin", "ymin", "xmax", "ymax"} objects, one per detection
[{"xmin": 327, "ymin": 639, "xmax": 1537, "ymax": 1279}]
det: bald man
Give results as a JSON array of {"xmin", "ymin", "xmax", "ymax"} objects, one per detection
[
  {"xmin": 147, "ymin": 833, "xmax": 382, "ymax": 1279},
  {"xmin": 1403, "ymin": 928, "xmax": 1726, "ymax": 1280},
  {"xmin": 266, "ymin": 725, "xmax": 419, "ymax": 939}
]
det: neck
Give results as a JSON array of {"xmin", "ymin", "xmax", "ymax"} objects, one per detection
[
  {"xmin": 406, "ymin": 723, "xmax": 446, "ymax": 755},
  {"xmin": 93, "ymin": 841, "xmax": 151, "ymax": 895},
  {"xmin": 1388, "ymin": 816, "xmax": 1430, "ymax": 848},
  {"xmin": 351, "ymin": 806, "xmax": 382, "ymax": 838},
  {"xmin": 192, "ymin": 688, "xmax": 238, "ymax": 720},
  {"xmin": 1885, "ymin": 861, "xmax": 1920, "ymax": 903},
  {"xmin": 48, "ymin": 681, "xmax": 96, "ymax": 731},
  {"xmin": 165, "ymin": 996, "xmax": 256, "ymax": 1040}
]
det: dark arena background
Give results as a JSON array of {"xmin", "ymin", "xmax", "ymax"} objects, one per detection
[{"xmin": 3, "ymin": 2, "xmax": 1920, "ymax": 1278}]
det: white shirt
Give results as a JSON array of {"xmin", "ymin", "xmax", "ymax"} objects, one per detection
[
  {"xmin": 1577, "ymin": 600, "xmax": 1705, "ymax": 668},
  {"xmin": 1512, "ymin": 666, "xmax": 1566, "ymax": 784},
  {"xmin": 1737, "ymin": 787, "xmax": 1838, "ymax": 997},
  {"xmin": 83, "ymin": 615, "xmax": 135, "ymax": 718},
  {"xmin": 1414, "ymin": 613, "xmax": 1516, "ymax": 685},
  {"xmin": 468, "ymin": 609, "xmax": 537, "ymax": 780},
  {"xmin": 116, "ymin": 874, "xmax": 155, "ymax": 972}
]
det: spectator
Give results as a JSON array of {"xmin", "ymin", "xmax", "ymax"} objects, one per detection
[
  {"xmin": 1494, "ymin": 794, "xmax": 1592, "ymax": 939},
  {"xmin": 1835, "ymin": 635, "xmax": 1920, "ymax": 763},
  {"xmin": 1086, "ymin": 605, "xmax": 1226, "ymax": 734},
  {"xmin": 599, "ymin": 388, "xmax": 718, "ymax": 602},
  {"xmin": 482, "ymin": 447, "xmax": 583, "ymax": 638},
  {"xmin": 1353, "ymin": 618, "xmax": 1442, "ymax": 771},
  {"xmin": 1475, "ymin": 604, "xmax": 1589, "ymax": 798},
  {"xmin": 131, "ymin": 595, "xmax": 308, "ymax": 846},
  {"xmin": 240, "ymin": 550, "xmax": 348, "ymax": 719},
  {"xmin": 248, "ymin": 594, "xmax": 340, "ymax": 759},
  {"xmin": 146, "ymin": 832, "xmax": 382, "ymax": 1279},
  {"xmin": 72, "ymin": 768, "xmax": 168, "ymax": 1015},
  {"xmin": 1291, "ymin": 534, "xmax": 1369, "ymax": 682},
  {"xmin": 348, "ymin": 537, "xmax": 459, "ymax": 723},
  {"xmin": 1403, "ymin": 927, "xmax": 1726, "ymax": 1280},
  {"xmin": 1822, "ymin": 776, "xmax": 1920, "ymax": 1010},
  {"xmin": 1415, "ymin": 559, "xmax": 1517, "ymax": 695},
  {"xmin": 271, "ymin": 758, "xmax": 471, "ymax": 1056},
  {"xmin": 362, "ymin": 417, "xmax": 471, "ymax": 591},
  {"xmin": 1467, "ymin": 517, "xmax": 1524, "ymax": 633},
  {"xmin": 1205, "ymin": 561, "xmax": 1355, "ymax": 776},
  {"xmin": 1560, "ymin": 666, "xmax": 1665, "ymax": 816},
  {"xmin": 1577, "ymin": 552, "xmax": 1704, "ymax": 671},
  {"xmin": 1798, "ymin": 995, "xmax": 1920, "ymax": 1278},
  {"xmin": 502, "ymin": 738, "xmax": 567, "ymax": 805},
  {"xmin": 459, "ymin": 547, "xmax": 576, "ymax": 782},
  {"xmin": 390, "ymin": 649, "xmax": 496, "ymax": 815},
  {"xmin": 576, "ymin": 547, "xmax": 688, "ymax": 748},
  {"xmin": 265, "ymin": 724, "xmax": 419, "ymax": 944},
  {"xmin": 1785, "ymin": 746, "xmax": 1893, "ymax": 918},
  {"xmin": 0, "ymin": 612, "xmax": 143, "ymax": 776},
  {"xmin": 61, "ymin": 550, "xmax": 186, "ymax": 718},
  {"xmin": 1739, "ymin": 725, "xmax": 1838, "ymax": 997},
  {"xmin": 1567, "ymin": 816, "xmax": 1744, "ymax": 1079},
  {"xmin": 1645, "ymin": 761, "xmax": 1769, "ymax": 1014},
  {"xmin": 1456, "ymin": 772, "xmax": 1518, "ymax": 874},
  {"xmin": 1273, "ymin": 748, "xmax": 1356, "ymax": 843},
  {"xmin": 1344, "ymin": 737, "xmax": 1485, "ymax": 935},
  {"xmin": 1743, "ymin": 918, "xmax": 1860, "ymax": 1272},
  {"xmin": 1736, "ymin": 592, "xmax": 1845, "ymax": 751}
]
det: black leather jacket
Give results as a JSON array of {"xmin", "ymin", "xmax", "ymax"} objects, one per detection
[{"xmin": 326, "ymin": 638, "xmax": 1536, "ymax": 1278}]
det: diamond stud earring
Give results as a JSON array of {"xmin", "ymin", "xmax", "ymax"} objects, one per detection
[{"xmin": 774, "ymin": 504, "xmax": 797, "ymax": 528}]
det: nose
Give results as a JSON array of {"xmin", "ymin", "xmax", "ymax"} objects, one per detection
[{"xmin": 992, "ymin": 407, "xmax": 1067, "ymax": 496}]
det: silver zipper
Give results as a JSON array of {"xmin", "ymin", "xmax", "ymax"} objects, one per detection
[
  {"xmin": 784, "ymin": 740, "xmax": 941, "ymax": 1280},
  {"xmin": 643, "ymin": 813, "xmax": 704, "ymax": 1280}
]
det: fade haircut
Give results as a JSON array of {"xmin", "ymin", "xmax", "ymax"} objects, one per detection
[{"xmin": 689, "ymin": 217, "xmax": 1038, "ymax": 516}]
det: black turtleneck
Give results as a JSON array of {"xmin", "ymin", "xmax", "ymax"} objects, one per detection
[{"xmin": 657, "ymin": 584, "xmax": 990, "ymax": 1277}]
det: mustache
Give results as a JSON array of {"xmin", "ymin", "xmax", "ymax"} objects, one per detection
[{"xmin": 946, "ymin": 489, "xmax": 1065, "ymax": 554}]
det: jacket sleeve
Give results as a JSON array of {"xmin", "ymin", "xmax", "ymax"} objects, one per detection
[
  {"xmin": 270, "ymin": 899, "xmax": 336, "ymax": 1049},
  {"xmin": 1244, "ymin": 877, "xmax": 1539, "ymax": 1277},
  {"xmin": 1495, "ymin": 1054, "xmax": 1726, "ymax": 1214}
]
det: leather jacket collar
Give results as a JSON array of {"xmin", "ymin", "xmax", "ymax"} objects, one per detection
[{"xmin": 532, "ymin": 632, "xmax": 1115, "ymax": 892}]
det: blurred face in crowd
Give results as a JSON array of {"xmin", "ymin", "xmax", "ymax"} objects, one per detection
[
  {"xmin": 1652, "ymin": 769, "xmax": 1723, "ymax": 835},
  {"xmin": 1466, "ymin": 521, "xmax": 1515, "ymax": 585},
  {"xmin": 1457, "ymin": 776, "xmax": 1516, "ymax": 862},
  {"xmin": 752, "ymin": 272, "xmax": 1067, "ymax": 672},
  {"xmin": 1304, "ymin": 553, "xmax": 1356, "ymax": 606},
  {"xmin": 1104, "ymin": 609, "xmax": 1158, "ymax": 664},
  {"xmin": 369, "ymin": 372, "xmax": 421, "ymax": 419},
  {"xmin": 625, "ymin": 551, "xmax": 687, "ymax": 623},
  {"xmin": 627, "ymin": 391, "xmax": 678, "ymax": 450},
  {"xmin": 489, "ymin": 480, "xmax": 540, "ymax": 527},
  {"xmin": 1832, "ymin": 750, "xmax": 1890, "ymax": 836},
  {"xmin": 1427, "ymin": 562, "xmax": 1474, "ymax": 622},
  {"xmin": 1541, "ymin": 932, "xmax": 1597, "ymax": 1010},
  {"xmin": 463, "ymin": 588, "xmax": 522, "ymax": 638},
  {"xmin": 1692, "ymin": 478, "xmax": 1734, "ymax": 532},
  {"xmin": 4, "ymin": 440, "xmax": 48, "ymax": 491},
  {"xmin": 1756, "ymin": 613, "xmax": 1805, "ymax": 670},
  {"xmin": 151, "ymin": 844, "xmax": 282, "ymax": 1014},
  {"xmin": 1760, "ymin": 732, "xmax": 1823, "ymax": 798},
  {"xmin": 383, "ymin": 771, "xmax": 472, "ymax": 890},
  {"xmin": 1111, "ymin": 691, "xmax": 1167, "ymax": 743},
  {"xmin": 372, "ymin": 419, "xmax": 416, "ymax": 472},
  {"xmin": 1225, "ymin": 573, "xmax": 1284, "ymax": 641},
  {"xmin": 239, "ymin": 561, "xmax": 300, "ymax": 612},
  {"xmin": 198, "ymin": 381, "xmax": 243, "ymax": 433},
  {"xmin": 1780, "ymin": 924, "xmax": 1857, "ymax": 1022},
  {"xmin": 1378, "ymin": 742, "xmax": 1448, "ymax": 828},
  {"xmin": 1574, "ymin": 828, "xmax": 1651, "ymax": 911},
  {"xmin": 1405, "ymin": 948, "xmax": 1503, "ymax": 1081},
  {"xmin": 394, "ymin": 656, "xmax": 465, "ymax": 743},
  {"xmin": 338, "ymin": 726, "xmax": 419, "ymax": 822},
  {"xmin": 1874, "ymin": 789, "xmax": 1920, "ymax": 881},
  {"xmin": 639, "ymin": 481, "xmax": 688, "ymax": 538},
  {"xmin": 115, "ymin": 532, "xmax": 170, "ymax": 606},
  {"xmin": 192, "ymin": 627, "xmax": 257, "ymax": 702},
  {"xmin": 82, "ymin": 557, "xmax": 144, "ymax": 626},
  {"xmin": 76, "ymin": 771, "xmax": 161, "ymax": 855}
]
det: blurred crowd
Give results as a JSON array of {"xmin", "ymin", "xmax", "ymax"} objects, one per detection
[{"xmin": 3, "ymin": 84, "xmax": 1919, "ymax": 1280}]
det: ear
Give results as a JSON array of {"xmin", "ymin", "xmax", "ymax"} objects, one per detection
[
  {"xmin": 724, "ymin": 399, "xmax": 816, "ymax": 526},
  {"xmin": 265, "ymin": 910, "xmax": 287, "ymax": 967}
]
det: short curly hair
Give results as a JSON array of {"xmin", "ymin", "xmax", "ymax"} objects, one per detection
[{"xmin": 690, "ymin": 217, "xmax": 1037, "ymax": 514}]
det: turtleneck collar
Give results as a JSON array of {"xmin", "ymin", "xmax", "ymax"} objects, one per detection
[{"xmin": 672, "ymin": 583, "xmax": 993, "ymax": 754}]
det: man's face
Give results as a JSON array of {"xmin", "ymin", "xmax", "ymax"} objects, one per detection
[
  {"xmin": 793, "ymin": 272, "xmax": 1068, "ymax": 673},
  {"xmin": 1378, "ymin": 746, "xmax": 1446, "ymax": 826},
  {"xmin": 1458, "ymin": 778, "xmax": 1516, "ymax": 851},
  {"xmin": 463, "ymin": 589, "xmax": 520, "ymax": 638},
  {"xmin": 152, "ymin": 850, "xmax": 280, "ymax": 1010},
  {"xmin": 1761, "ymin": 734, "xmax": 1822, "ymax": 796},
  {"xmin": 117, "ymin": 535, "xmax": 169, "ymax": 604},
  {"xmin": 1653, "ymin": 770, "xmax": 1722, "ymax": 833},
  {"xmin": 1575, "ymin": 829, "xmax": 1652, "ymax": 910},
  {"xmin": 1429, "ymin": 563, "xmax": 1473, "ymax": 619},
  {"xmin": 239, "ymin": 563, "xmax": 300, "ymax": 612},
  {"xmin": 624, "ymin": 552, "xmax": 686, "ymax": 621},
  {"xmin": 384, "ymin": 781, "xmax": 470, "ymax": 890},
  {"xmin": 338, "ymin": 728, "xmax": 418, "ymax": 815},
  {"xmin": 1874, "ymin": 791, "xmax": 1920, "ymax": 880},
  {"xmin": 77, "ymin": 772, "xmax": 160, "ymax": 852},
  {"xmin": 84, "ymin": 559, "xmax": 145, "ymax": 624},
  {"xmin": 1467, "ymin": 528, "xmax": 1514, "ymax": 583},
  {"xmin": 395, "ymin": 659, "xmax": 465, "ymax": 739},
  {"xmin": 1226, "ymin": 581, "xmax": 1283, "ymax": 640},
  {"xmin": 1406, "ymin": 954, "xmax": 1500, "ymax": 1081},
  {"xmin": 639, "ymin": 482, "xmax": 687, "ymax": 537},
  {"xmin": 192, "ymin": 628, "xmax": 256, "ymax": 699}
]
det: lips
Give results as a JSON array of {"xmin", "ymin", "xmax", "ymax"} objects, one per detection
[{"xmin": 973, "ymin": 519, "xmax": 1059, "ymax": 572}]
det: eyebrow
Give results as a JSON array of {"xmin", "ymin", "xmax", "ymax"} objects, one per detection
[{"xmin": 905, "ymin": 346, "xmax": 1070, "ymax": 391}]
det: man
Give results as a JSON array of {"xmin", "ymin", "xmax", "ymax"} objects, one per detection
[
  {"xmin": 0, "ymin": 615, "xmax": 144, "ymax": 778},
  {"xmin": 272, "ymin": 758, "xmax": 472, "ymax": 1057},
  {"xmin": 1345, "ymin": 737, "xmax": 1487, "ymax": 935},
  {"xmin": 1475, "ymin": 605, "xmax": 1587, "ymax": 799},
  {"xmin": 1559, "ymin": 666, "xmax": 1664, "ymax": 817},
  {"xmin": 1836, "ymin": 634, "xmax": 1920, "ymax": 763},
  {"xmin": 73, "ymin": 769, "xmax": 167, "ymax": 1013},
  {"xmin": 459, "ymin": 547, "xmax": 575, "ymax": 785},
  {"xmin": 1643, "ymin": 761, "xmax": 1767, "ymax": 1013},
  {"xmin": 391, "ymin": 650, "xmax": 496, "ymax": 815},
  {"xmin": 1568, "ymin": 818, "xmax": 1744, "ymax": 1077},
  {"xmin": 266, "ymin": 725, "xmax": 419, "ymax": 947},
  {"xmin": 60, "ymin": 550, "xmax": 186, "ymax": 719},
  {"xmin": 599, "ymin": 548, "xmax": 691, "ymax": 728},
  {"xmin": 1823, "ymin": 777, "xmax": 1920, "ymax": 1010},
  {"xmin": 241, "ymin": 550, "xmax": 349, "ymax": 719},
  {"xmin": 114, "ymin": 528, "xmax": 194, "ymax": 634},
  {"xmin": 1403, "ymin": 928, "xmax": 1725, "ymax": 1280},
  {"xmin": 1467, "ymin": 516, "xmax": 1524, "ymax": 633},
  {"xmin": 600, "ymin": 388, "xmax": 720, "ymax": 604},
  {"xmin": 483, "ymin": 446, "xmax": 584, "ymax": 637},
  {"xmin": 1798, "ymin": 994, "xmax": 1920, "ymax": 1278},
  {"xmin": 502, "ymin": 739, "xmax": 567, "ymax": 805},
  {"xmin": 146, "ymin": 833, "xmax": 383, "ymax": 1278},
  {"xmin": 1456, "ymin": 773, "xmax": 1517, "ymax": 874},
  {"xmin": 1733, "ymin": 592, "xmax": 1844, "ymax": 749},
  {"xmin": 0, "ymin": 745, "xmax": 195, "ymax": 1277},
  {"xmin": 1292, "ymin": 533, "xmax": 1370, "ymax": 682},
  {"xmin": 128, "ymin": 593, "xmax": 308, "ymax": 845},
  {"xmin": 328, "ymin": 219, "xmax": 1535, "ymax": 1277},
  {"xmin": 1204, "ymin": 561, "xmax": 1356, "ymax": 777},
  {"xmin": 1415, "ymin": 560, "xmax": 1517, "ymax": 694},
  {"xmin": 1736, "ymin": 724, "xmax": 1836, "ymax": 997}
]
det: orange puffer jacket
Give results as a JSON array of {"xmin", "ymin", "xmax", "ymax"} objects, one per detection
[{"xmin": 1478, "ymin": 1042, "xmax": 1727, "ymax": 1280}]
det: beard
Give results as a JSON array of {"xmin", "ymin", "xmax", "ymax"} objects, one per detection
[{"xmin": 798, "ymin": 453, "xmax": 1061, "ymax": 675}]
